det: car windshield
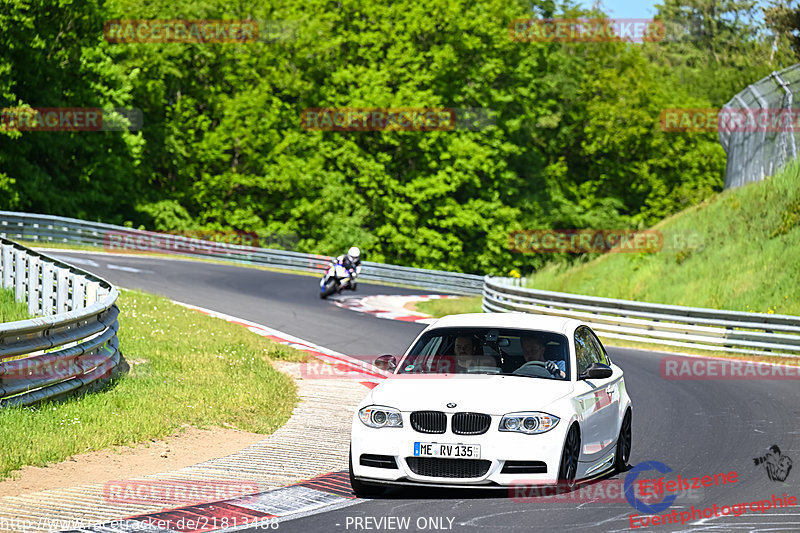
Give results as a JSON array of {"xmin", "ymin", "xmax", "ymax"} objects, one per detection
[{"xmin": 398, "ymin": 327, "xmax": 570, "ymax": 381}]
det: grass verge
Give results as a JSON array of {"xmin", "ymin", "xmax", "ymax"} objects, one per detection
[
  {"xmin": 413, "ymin": 296, "xmax": 483, "ymax": 318},
  {"xmin": 0, "ymin": 289, "xmax": 308, "ymax": 480},
  {"xmin": 0, "ymin": 288, "xmax": 30, "ymax": 322},
  {"xmin": 526, "ymin": 161, "xmax": 800, "ymax": 315}
]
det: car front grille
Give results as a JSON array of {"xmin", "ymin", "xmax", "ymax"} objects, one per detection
[
  {"xmin": 410, "ymin": 411, "xmax": 446, "ymax": 434},
  {"xmin": 405, "ymin": 457, "xmax": 491, "ymax": 479},
  {"xmin": 452, "ymin": 412, "xmax": 491, "ymax": 435}
]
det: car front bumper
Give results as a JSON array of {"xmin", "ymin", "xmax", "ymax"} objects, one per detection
[{"xmin": 350, "ymin": 415, "xmax": 568, "ymax": 488}]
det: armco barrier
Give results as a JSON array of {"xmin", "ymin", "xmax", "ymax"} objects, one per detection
[
  {"xmin": 0, "ymin": 211, "xmax": 483, "ymax": 295},
  {"xmin": 483, "ymin": 277, "xmax": 800, "ymax": 357},
  {"xmin": 0, "ymin": 237, "xmax": 122, "ymax": 407},
  {"xmin": 5, "ymin": 212, "xmax": 795, "ymax": 357}
]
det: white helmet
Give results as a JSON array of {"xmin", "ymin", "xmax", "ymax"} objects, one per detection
[{"xmin": 348, "ymin": 246, "xmax": 361, "ymax": 261}]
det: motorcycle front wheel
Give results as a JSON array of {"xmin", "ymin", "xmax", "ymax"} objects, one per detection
[{"xmin": 320, "ymin": 278, "xmax": 337, "ymax": 299}]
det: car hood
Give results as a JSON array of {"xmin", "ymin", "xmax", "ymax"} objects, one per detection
[{"xmin": 367, "ymin": 375, "xmax": 574, "ymax": 415}]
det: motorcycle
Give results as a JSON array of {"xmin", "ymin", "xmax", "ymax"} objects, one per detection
[{"xmin": 319, "ymin": 261, "xmax": 357, "ymax": 299}]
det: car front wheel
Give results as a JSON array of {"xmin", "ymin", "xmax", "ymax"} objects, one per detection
[{"xmin": 557, "ymin": 424, "xmax": 581, "ymax": 490}]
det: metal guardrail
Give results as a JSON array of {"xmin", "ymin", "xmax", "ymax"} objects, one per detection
[
  {"xmin": 0, "ymin": 211, "xmax": 483, "ymax": 295},
  {"xmin": 5, "ymin": 212, "xmax": 796, "ymax": 357},
  {"xmin": 0, "ymin": 237, "xmax": 122, "ymax": 407},
  {"xmin": 483, "ymin": 277, "xmax": 800, "ymax": 357}
]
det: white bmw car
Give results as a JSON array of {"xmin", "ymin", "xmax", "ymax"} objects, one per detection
[{"xmin": 349, "ymin": 313, "xmax": 632, "ymax": 496}]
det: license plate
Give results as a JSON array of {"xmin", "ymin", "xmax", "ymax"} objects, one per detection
[{"xmin": 414, "ymin": 442, "xmax": 481, "ymax": 459}]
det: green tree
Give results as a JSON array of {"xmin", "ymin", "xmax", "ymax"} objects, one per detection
[{"xmin": 0, "ymin": 0, "xmax": 143, "ymax": 223}]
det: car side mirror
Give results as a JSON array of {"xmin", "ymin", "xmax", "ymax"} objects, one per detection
[
  {"xmin": 374, "ymin": 354, "xmax": 397, "ymax": 372},
  {"xmin": 581, "ymin": 362, "xmax": 612, "ymax": 380}
]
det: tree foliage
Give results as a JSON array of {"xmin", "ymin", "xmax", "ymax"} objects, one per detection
[{"xmin": 0, "ymin": 0, "xmax": 794, "ymax": 273}]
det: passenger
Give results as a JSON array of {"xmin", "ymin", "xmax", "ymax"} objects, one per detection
[
  {"xmin": 521, "ymin": 336, "xmax": 566, "ymax": 378},
  {"xmin": 454, "ymin": 335, "xmax": 496, "ymax": 373}
]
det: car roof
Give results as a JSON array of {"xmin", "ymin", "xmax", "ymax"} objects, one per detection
[{"xmin": 424, "ymin": 313, "xmax": 582, "ymax": 337}]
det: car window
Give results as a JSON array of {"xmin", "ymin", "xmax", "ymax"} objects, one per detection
[
  {"xmin": 400, "ymin": 327, "xmax": 570, "ymax": 380},
  {"xmin": 415, "ymin": 335, "xmax": 442, "ymax": 357},
  {"xmin": 585, "ymin": 328, "xmax": 610, "ymax": 365},
  {"xmin": 574, "ymin": 327, "xmax": 602, "ymax": 376},
  {"xmin": 574, "ymin": 329, "xmax": 591, "ymax": 376}
]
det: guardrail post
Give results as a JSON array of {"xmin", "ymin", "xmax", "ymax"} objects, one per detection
[
  {"xmin": 86, "ymin": 281, "xmax": 99, "ymax": 306},
  {"xmin": 55, "ymin": 268, "xmax": 70, "ymax": 314},
  {"xmin": 97, "ymin": 286, "xmax": 110, "ymax": 302},
  {"xmin": 14, "ymin": 249, "xmax": 26, "ymax": 303},
  {"xmin": 27, "ymin": 255, "xmax": 40, "ymax": 316},
  {"xmin": 41, "ymin": 262, "xmax": 56, "ymax": 316},
  {"xmin": 72, "ymin": 273, "xmax": 86, "ymax": 311},
  {"xmin": 1, "ymin": 244, "xmax": 12, "ymax": 289}
]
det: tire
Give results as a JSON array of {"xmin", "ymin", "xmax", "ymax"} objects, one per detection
[
  {"xmin": 320, "ymin": 279, "xmax": 336, "ymax": 299},
  {"xmin": 557, "ymin": 424, "xmax": 581, "ymax": 490},
  {"xmin": 349, "ymin": 448, "xmax": 385, "ymax": 498},
  {"xmin": 614, "ymin": 409, "xmax": 632, "ymax": 473}
]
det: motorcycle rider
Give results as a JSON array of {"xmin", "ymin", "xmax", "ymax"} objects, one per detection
[{"xmin": 334, "ymin": 246, "xmax": 361, "ymax": 289}]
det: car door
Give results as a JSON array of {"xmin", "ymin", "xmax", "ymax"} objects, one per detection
[
  {"xmin": 585, "ymin": 328, "xmax": 623, "ymax": 450},
  {"xmin": 572, "ymin": 326, "xmax": 616, "ymax": 460}
]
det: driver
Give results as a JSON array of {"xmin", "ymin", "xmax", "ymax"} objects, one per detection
[
  {"xmin": 454, "ymin": 335, "xmax": 496, "ymax": 373},
  {"xmin": 521, "ymin": 336, "xmax": 566, "ymax": 378}
]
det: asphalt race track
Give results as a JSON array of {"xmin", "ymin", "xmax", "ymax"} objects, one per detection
[
  {"xmin": 50, "ymin": 251, "xmax": 800, "ymax": 532},
  {"xmin": 48, "ymin": 251, "xmax": 425, "ymax": 356}
]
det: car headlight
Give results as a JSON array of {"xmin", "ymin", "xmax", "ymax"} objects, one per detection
[
  {"xmin": 499, "ymin": 412, "xmax": 559, "ymax": 434},
  {"xmin": 359, "ymin": 406, "xmax": 403, "ymax": 428}
]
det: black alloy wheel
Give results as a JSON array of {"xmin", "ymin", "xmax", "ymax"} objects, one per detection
[
  {"xmin": 557, "ymin": 424, "xmax": 581, "ymax": 490},
  {"xmin": 614, "ymin": 409, "xmax": 632, "ymax": 472}
]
